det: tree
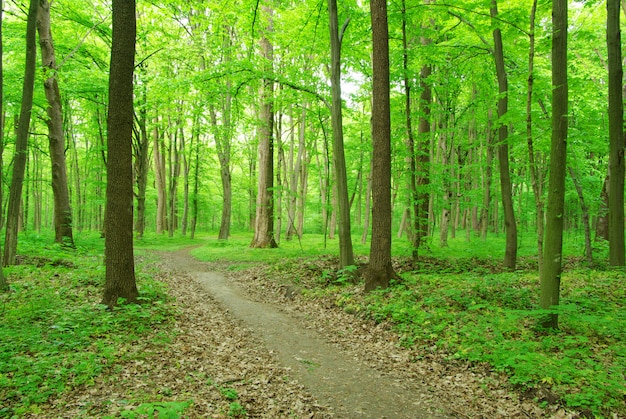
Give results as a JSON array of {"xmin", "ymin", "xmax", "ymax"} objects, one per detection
[
  {"xmin": 365, "ymin": 0, "xmax": 396, "ymax": 292},
  {"xmin": 36, "ymin": 0, "xmax": 74, "ymax": 247},
  {"xmin": 0, "ymin": 0, "xmax": 7, "ymax": 290},
  {"xmin": 327, "ymin": 0, "xmax": 354, "ymax": 268},
  {"xmin": 416, "ymin": 0, "xmax": 434, "ymax": 250},
  {"xmin": 3, "ymin": 0, "xmax": 39, "ymax": 266},
  {"xmin": 540, "ymin": 0, "xmax": 568, "ymax": 329},
  {"xmin": 607, "ymin": 0, "xmax": 625, "ymax": 266},
  {"xmin": 101, "ymin": 0, "xmax": 138, "ymax": 309},
  {"xmin": 251, "ymin": 7, "xmax": 278, "ymax": 249},
  {"xmin": 490, "ymin": 0, "xmax": 517, "ymax": 270},
  {"xmin": 525, "ymin": 0, "xmax": 545, "ymax": 272}
]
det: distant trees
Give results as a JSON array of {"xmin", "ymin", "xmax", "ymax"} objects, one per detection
[{"xmin": 0, "ymin": 1, "xmax": 623, "ymax": 293}]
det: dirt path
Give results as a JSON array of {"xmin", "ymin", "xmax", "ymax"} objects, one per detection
[
  {"xmin": 165, "ymin": 248, "xmax": 447, "ymax": 418},
  {"xmin": 38, "ymin": 247, "xmax": 568, "ymax": 418}
]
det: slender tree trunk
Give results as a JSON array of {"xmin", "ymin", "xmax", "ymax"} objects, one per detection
[
  {"xmin": 568, "ymin": 167, "xmax": 593, "ymax": 265},
  {"xmin": 327, "ymin": 0, "xmax": 354, "ymax": 267},
  {"xmin": 167, "ymin": 119, "xmax": 183, "ymax": 237},
  {"xmin": 133, "ymin": 91, "xmax": 150, "ymax": 239},
  {"xmin": 190, "ymin": 135, "xmax": 200, "ymax": 239},
  {"xmin": 366, "ymin": 0, "xmax": 396, "ymax": 291},
  {"xmin": 0, "ymin": 0, "xmax": 6, "ymax": 289},
  {"xmin": 4, "ymin": 0, "xmax": 38, "ymax": 266},
  {"xmin": 287, "ymin": 106, "xmax": 306, "ymax": 240},
  {"xmin": 607, "ymin": 0, "xmax": 625, "ymax": 266},
  {"xmin": 154, "ymin": 124, "xmax": 167, "ymax": 234},
  {"xmin": 181, "ymin": 127, "xmax": 190, "ymax": 236},
  {"xmin": 36, "ymin": 0, "xmax": 74, "ymax": 246},
  {"xmin": 251, "ymin": 8, "xmax": 277, "ymax": 248},
  {"xmin": 274, "ymin": 111, "xmax": 284, "ymax": 242},
  {"xmin": 596, "ymin": 176, "xmax": 609, "ymax": 241},
  {"xmin": 416, "ymin": 3, "xmax": 433, "ymax": 251},
  {"xmin": 102, "ymin": 0, "xmax": 138, "ymax": 308},
  {"xmin": 540, "ymin": 0, "xmax": 568, "ymax": 330},
  {"xmin": 361, "ymin": 158, "xmax": 372, "ymax": 245},
  {"xmin": 401, "ymin": 0, "xmax": 419, "ymax": 260},
  {"xmin": 491, "ymin": 1, "xmax": 517, "ymax": 270},
  {"xmin": 481, "ymin": 110, "xmax": 494, "ymax": 240},
  {"xmin": 526, "ymin": 0, "xmax": 544, "ymax": 272}
]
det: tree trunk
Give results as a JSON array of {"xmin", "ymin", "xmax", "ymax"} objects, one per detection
[
  {"xmin": 190, "ymin": 135, "xmax": 200, "ymax": 239},
  {"xmin": 480, "ymin": 110, "xmax": 494, "ymax": 240},
  {"xmin": 4, "ymin": 0, "xmax": 38, "ymax": 266},
  {"xmin": 102, "ymin": 0, "xmax": 138, "ymax": 309},
  {"xmin": 0, "ymin": 0, "xmax": 6, "ymax": 289},
  {"xmin": 274, "ymin": 111, "xmax": 284, "ymax": 242},
  {"xmin": 568, "ymin": 167, "xmax": 593, "ymax": 266},
  {"xmin": 287, "ymin": 106, "xmax": 306, "ymax": 240},
  {"xmin": 36, "ymin": 0, "xmax": 74, "ymax": 246},
  {"xmin": 133, "ymin": 89, "xmax": 150, "ymax": 239},
  {"xmin": 181, "ymin": 126, "xmax": 190, "ymax": 236},
  {"xmin": 526, "ymin": 0, "xmax": 544, "ymax": 272},
  {"xmin": 361, "ymin": 157, "xmax": 373, "ymax": 245},
  {"xmin": 540, "ymin": 0, "xmax": 568, "ymax": 330},
  {"xmin": 167, "ymin": 118, "xmax": 182, "ymax": 237},
  {"xmin": 366, "ymin": 0, "xmax": 396, "ymax": 291},
  {"xmin": 327, "ymin": 0, "xmax": 354, "ymax": 267},
  {"xmin": 250, "ymin": 8, "xmax": 277, "ymax": 249},
  {"xmin": 401, "ymin": 0, "xmax": 419, "ymax": 260},
  {"xmin": 607, "ymin": 0, "xmax": 625, "ymax": 266},
  {"xmin": 154, "ymin": 124, "xmax": 167, "ymax": 234},
  {"xmin": 491, "ymin": 1, "xmax": 517, "ymax": 270},
  {"xmin": 596, "ymin": 176, "xmax": 609, "ymax": 241}
]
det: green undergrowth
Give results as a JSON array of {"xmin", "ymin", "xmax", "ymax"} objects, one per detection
[
  {"xmin": 327, "ymin": 269, "xmax": 625, "ymax": 417},
  {"xmin": 0, "ymin": 232, "xmax": 179, "ymax": 417}
]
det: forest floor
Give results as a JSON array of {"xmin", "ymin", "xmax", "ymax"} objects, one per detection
[{"xmin": 45, "ymin": 247, "xmax": 581, "ymax": 418}]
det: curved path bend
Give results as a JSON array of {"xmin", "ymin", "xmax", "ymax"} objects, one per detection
[{"xmin": 165, "ymin": 249, "xmax": 448, "ymax": 419}]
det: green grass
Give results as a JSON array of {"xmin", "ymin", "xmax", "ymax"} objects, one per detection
[
  {"xmin": 0, "ymin": 232, "xmax": 180, "ymax": 417},
  {"xmin": 356, "ymin": 269, "xmax": 625, "ymax": 415}
]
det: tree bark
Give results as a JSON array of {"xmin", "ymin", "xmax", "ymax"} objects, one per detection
[
  {"xmin": 327, "ymin": 0, "xmax": 354, "ymax": 267},
  {"xmin": 526, "ymin": 0, "xmax": 544, "ymax": 273},
  {"xmin": 133, "ymin": 89, "xmax": 150, "ymax": 239},
  {"xmin": 596, "ymin": 176, "xmax": 609, "ymax": 241},
  {"xmin": 0, "ymin": 0, "xmax": 6, "ymax": 289},
  {"xmin": 251, "ymin": 8, "xmax": 277, "ymax": 249},
  {"xmin": 401, "ymin": 0, "xmax": 419, "ymax": 260},
  {"xmin": 491, "ymin": 0, "xmax": 517, "ymax": 270},
  {"xmin": 366, "ymin": 0, "xmax": 396, "ymax": 291},
  {"xmin": 153, "ymin": 124, "xmax": 167, "ymax": 234},
  {"xmin": 607, "ymin": 0, "xmax": 625, "ymax": 266},
  {"xmin": 102, "ymin": 0, "xmax": 138, "ymax": 309},
  {"xmin": 4, "ymin": 0, "xmax": 38, "ymax": 266},
  {"xmin": 36, "ymin": 0, "xmax": 74, "ymax": 246},
  {"xmin": 568, "ymin": 167, "xmax": 593, "ymax": 266},
  {"xmin": 480, "ymin": 110, "xmax": 494, "ymax": 240},
  {"xmin": 540, "ymin": 0, "xmax": 568, "ymax": 329}
]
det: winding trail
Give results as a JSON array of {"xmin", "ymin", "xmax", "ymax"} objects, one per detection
[{"xmin": 166, "ymin": 248, "xmax": 448, "ymax": 419}]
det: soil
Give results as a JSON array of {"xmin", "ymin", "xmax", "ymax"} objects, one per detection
[{"xmin": 39, "ymin": 247, "xmax": 580, "ymax": 418}]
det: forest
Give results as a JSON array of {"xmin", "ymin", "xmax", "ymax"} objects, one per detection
[{"xmin": 0, "ymin": 0, "xmax": 625, "ymax": 417}]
